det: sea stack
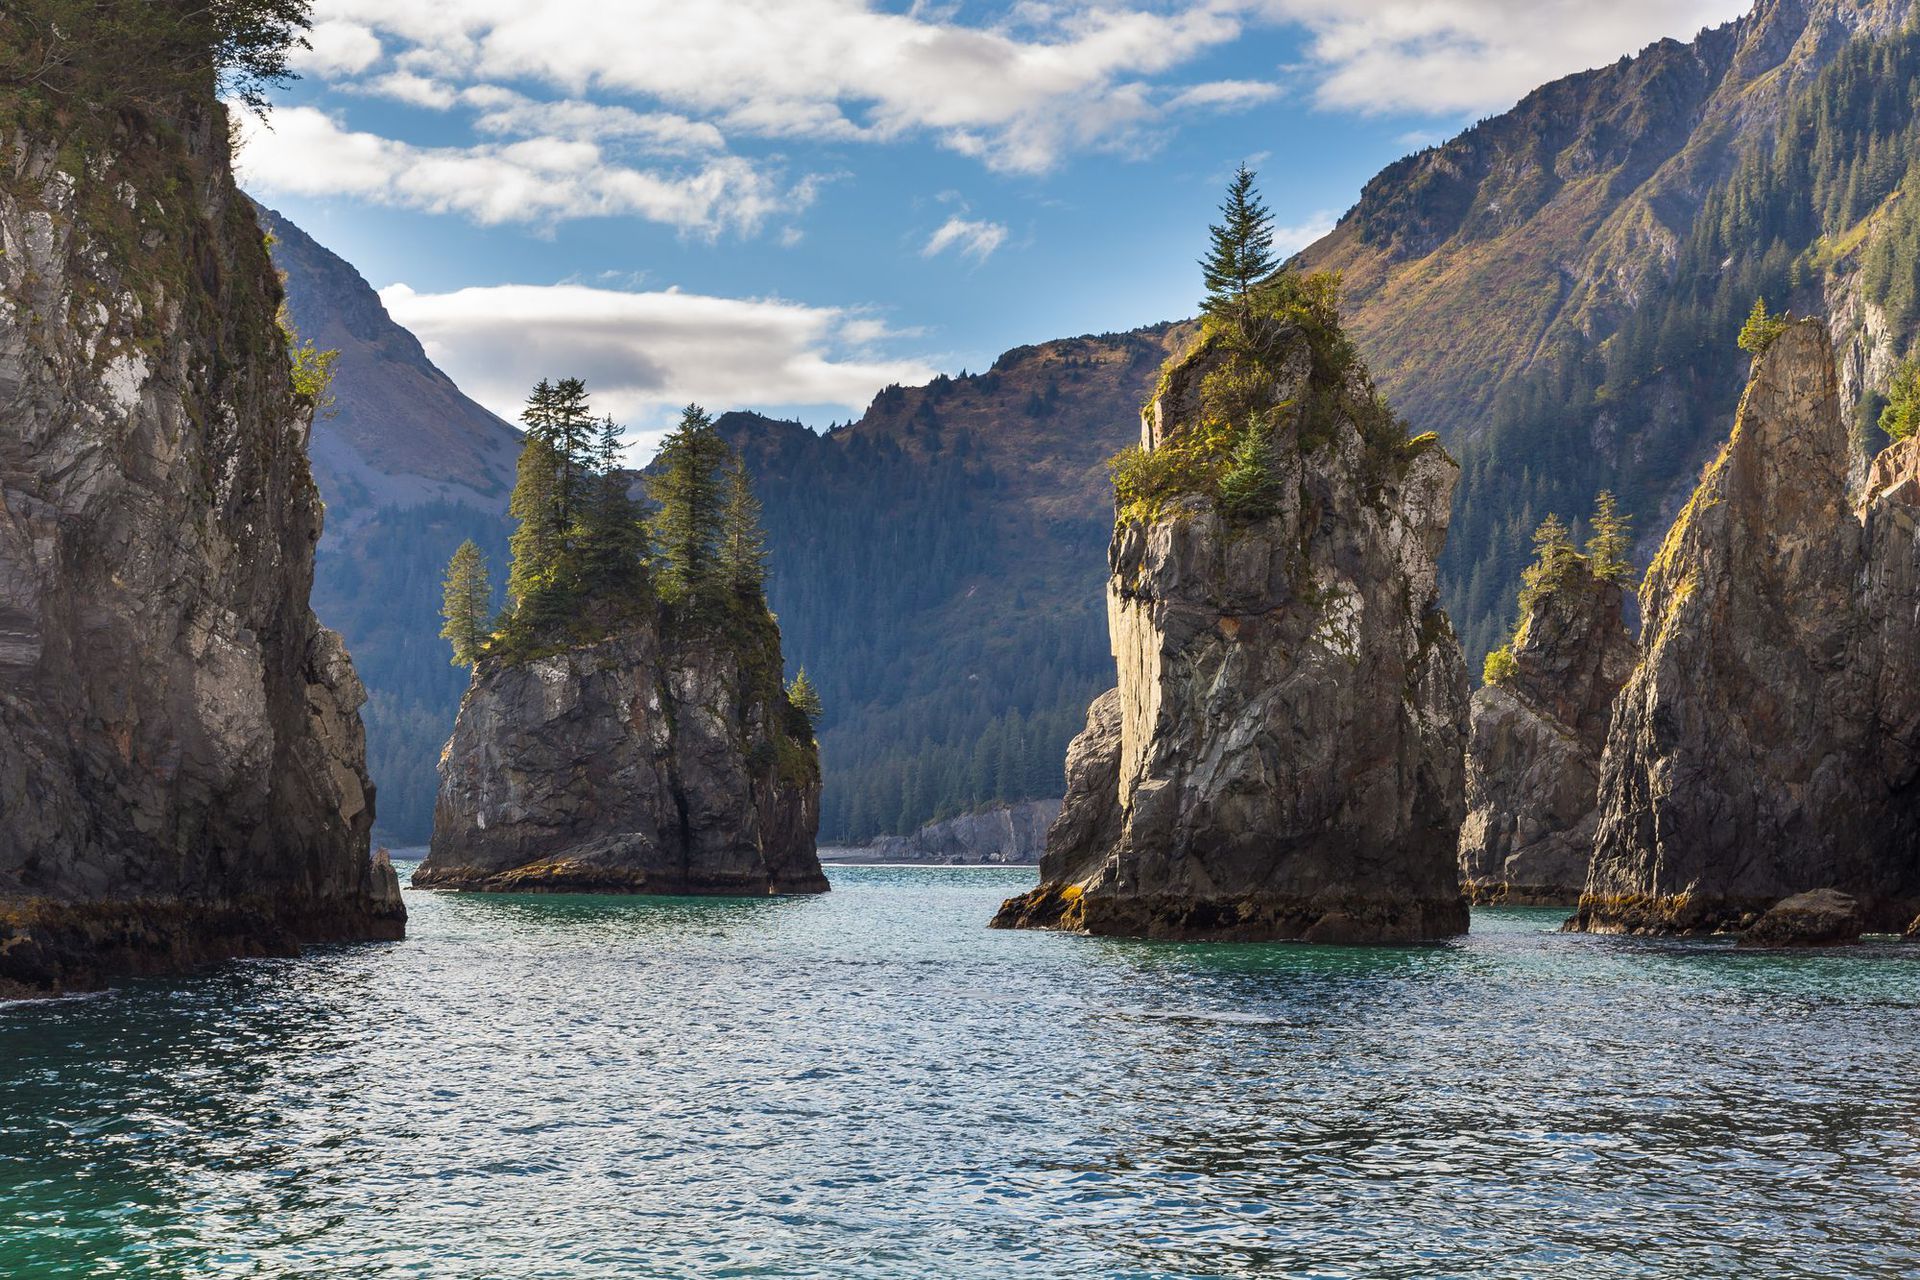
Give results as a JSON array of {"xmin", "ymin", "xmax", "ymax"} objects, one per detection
[
  {"xmin": 993, "ymin": 275, "xmax": 1470, "ymax": 942},
  {"xmin": 415, "ymin": 400, "xmax": 826, "ymax": 897},
  {"xmin": 1458, "ymin": 556, "xmax": 1634, "ymax": 905},
  {"xmin": 416, "ymin": 624, "xmax": 826, "ymax": 895},
  {"xmin": 0, "ymin": 67, "xmax": 401, "ymax": 992},
  {"xmin": 1574, "ymin": 320, "xmax": 1920, "ymax": 935}
]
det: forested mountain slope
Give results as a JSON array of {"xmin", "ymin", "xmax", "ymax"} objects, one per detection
[
  {"xmin": 1297, "ymin": 0, "xmax": 1920, "ymax": 659},
  {"xmin": 262, "ymin": 209, "xmax": 517, "ymax": 844},
  {"xmin": 721, "ymin": 327, "xmax": 1189, "ymax": 841}
]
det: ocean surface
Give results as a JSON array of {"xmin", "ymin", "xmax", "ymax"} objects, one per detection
[{"xmin": 3, "ymin": 863, "xmax": 1918, "ymax": 1279}]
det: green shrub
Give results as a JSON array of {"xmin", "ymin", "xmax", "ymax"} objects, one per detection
[{"xmin": 1483, "ymin": 646, "xmax": 1519, "ymax": 686}]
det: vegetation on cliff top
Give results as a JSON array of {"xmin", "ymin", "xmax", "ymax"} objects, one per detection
[
  {"xmin": 1482, "ymin": 493, "xmax": 1633, "ymax": 688},
  {"xmin": 1112, "ymin": 171, "xmax": 1410, "ymax": 527}
]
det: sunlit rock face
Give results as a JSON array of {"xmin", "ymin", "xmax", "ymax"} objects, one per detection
[
  {"xmin": 995, "ymin": 323, "xmax": 1470, "ymax": 943},
  {"xmin": 1574, "ymin": 322, "xmax": 1920, "ymax": 936}
]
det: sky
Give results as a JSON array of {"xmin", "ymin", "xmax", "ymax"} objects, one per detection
[{"xmin": 236, "ymin": 0, "xmax": 1752, "ymax": 456}]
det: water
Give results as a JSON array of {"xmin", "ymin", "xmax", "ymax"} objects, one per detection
[{"xmin": 3, "ymin": 864, "xmax": 1918, "ymax": 1279}]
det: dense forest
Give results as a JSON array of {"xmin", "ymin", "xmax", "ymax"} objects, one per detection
[{"xmin": 1440, "ymin": 23, "xmax": 1920, "ymax": 661}]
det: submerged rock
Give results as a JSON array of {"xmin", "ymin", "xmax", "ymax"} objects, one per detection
[
  {"xmin": 1459, "ymin": 558, "xmax": 1634, "ymax": 906},
  {"xmin": 1736, "ymin": 889, "xmax": 1865, "ymax": 949},
  {"xmin": 1573, "ymin": 322, "xmax": 1920, "ymax": 936},
  {"xmin": 0, "ymin": 93, "xmax": 400, "ymax": 994},
  {"xmin": 416, "ymin": 621, "xmax": 826, "ymax": 896},
  {"xmin": 994, "ymin": 301, "xmax": 1470, "ymax": 942}
]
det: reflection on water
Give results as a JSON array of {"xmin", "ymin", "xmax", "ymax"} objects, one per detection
[{"xmin": 3, "ymin": 870, "xmax": 1918, "ymax": 1278}]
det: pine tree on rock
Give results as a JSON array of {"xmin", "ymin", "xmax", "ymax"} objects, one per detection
[
  {"xmin": 787, "ymin": 669, "xmax": 823, "ymax": 728},
  {"xmin": 719, "ymin": 454, "xmax": 770, "ymax": 598},
  {"xmin": 1585, "ymin": 491, "xmax": 1634, "ymax": 583},
  {"xmin": 440, "ymin": 539, "xmax": 492, "ymax": 666},
  {"xmin": 505, "ymin": 431, "xmax": 564, "ymax": 615},
  {"xmin": 648, "ymin": 404, "xmax": 731, "ymax": 603},
  {"xmin": 1218, "ymin": 418, "xmax": 1281, "ymax": 519},
  {"xmin": 577, "ymin": 415, "xmax": 648, "ymax": 603},
  {"xmin": 1200, "ymin": 164, "xmax": 1278, "ymax": 322}
]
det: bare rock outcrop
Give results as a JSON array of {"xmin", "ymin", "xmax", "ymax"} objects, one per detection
[
  {"xmin": 1573, "ymin": 321, "xmax": 1920, "ymax": 936},
  {"xmin": 0, "ymin": 99, "xmax": 399, "ymax": 993},
  {"xmin": 1459, "ymin": 559, "xmax": 1634, "ymax": 905},
  {"xmin": 415, "ymin": 620, "xmax": 826, "ymax": 896},
  {"xmin": 847, "ymin": 799, "xmax": 1060, "ymax": 864},
  {"xmin": 994, "ymin": 307, "xmax": 1470, "ymax": 942}
]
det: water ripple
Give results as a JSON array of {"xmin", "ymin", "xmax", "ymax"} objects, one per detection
[{"xmin": 3, "ymin": 869, "xmax": 1918, "ymax": 1277}]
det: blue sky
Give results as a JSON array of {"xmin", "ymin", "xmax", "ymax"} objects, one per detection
[{"xmin": 239, "ymin": 0, "xmax": 1750, "ymax": 455}]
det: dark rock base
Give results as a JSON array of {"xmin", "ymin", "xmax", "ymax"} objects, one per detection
[
  {"xmin": 1567, "ymin": 892, "xmax": 1918, "ymax": 938},
  {"xmin": 1736, "ymin": 890, "xmax": 1865, "ymax": 948},
  {"xmin": 992, "ymin": 884, "xmax": 1468, "ymax": 943},
  {"xmin": 0, "ymin": 896, "xmax": 406, "ymax": 997},
  {"xmin": 411, "ymin": 858, "xmax": 829, "ymax": 897}
]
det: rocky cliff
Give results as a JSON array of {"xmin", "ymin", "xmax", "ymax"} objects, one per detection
[
  {"xmin": 1573, "ymin": 321, "xmax": 1920, "ymax": 935},
  {"xmin": 0, "ymin": 99, "xmax": 401, "ymax": 993},
  {"xmin": 993, "ymin": 296, "xmax": 1471, "ymax": 942},
  {"xmin": 416, "ymin": 617, "xmax": 827, "ymax": 895},
  {"xmin": 1459, "ymin": 559, "xmax": 1635, "ymax": 905}
]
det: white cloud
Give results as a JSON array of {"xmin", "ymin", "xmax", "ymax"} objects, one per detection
[
  {"xmin": 1272, "ymin": 212, "xmax": 1336, "ymax": 256},
  {"xmin": 1257, "ymin": 0, "xmax": 1750, "ymax": 116},
  {"xmin": 236, "ymin": 107, "xmax": 805, "ymax": 234},
  {"xmin": 377, "ymin": 282, "xmax": 942, "ymax": 451},
  {"xmin": 289, "ymin": 19, "xmax": 383, "ymax": 77},
  {"xmin": 301, "ymin": 0, "xmax": 1251, "ymax": 174},
  {"xmin": 1166, "ymin": 79, "xmax": 1283, "ymax": 112},
  {"xmin": 922, "ymin": 216, "xmax": 1009, "ymax": 263}
]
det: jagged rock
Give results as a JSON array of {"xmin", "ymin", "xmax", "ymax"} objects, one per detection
[
  {"xmin": 1573, "ymin": 322, "xmax": 1920, "ymax": 935},
  {"xmin": 842, "ymin": 799, "xmax": 1060, "ymax": 864},
  {"xmin": 1459, "ymin": 559, "xmax": 1634, "ymax": 905},
  {"xmin": 415, "ymin": 623, "xmax": 827, "ymax": 896},
  {"xmin": 994, "ymin": 321, "xmax": 1471, "ymax": 942},
  {"xmin": 0, "ymin": 101, "xmax": 400, "ymax": 995},
  {"xmin": 1736, "ymin": 889, "xmax": 1865, "ymax": 948}
]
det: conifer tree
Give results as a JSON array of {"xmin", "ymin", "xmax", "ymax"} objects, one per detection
[
  {"xmin": 787, "ymin": 669, "xmax": 823, "ymax": 728},
  {"xmin": 577, "ymin": 416, "xmax": 648, "ymax": 600},
  {"xmin": 505, "ymin": 432, "xmax": 563, "ymax": 612},
  {"xmin": 648, "ymin": 404, "xmax": 731, "ymax": 601},
  {"xmin": 719, "ymin": 454, "xmax": 770, "ymax": 597},
  {"xmin": 1518, "ymin": 513, "xmax": 1575, "ymax": 611},
  {"xmin": 550, "ymin": 376, "xmax": 596, "ymax": 527},
  {"xmin": 1217, "ymin": 418, "xmax": 1281, "ymax": 519},
  {"xmin": 1200, "ymin": 164, "xmax": 1278, "ymax": 322},
  {"xmin": 1880, "ymin": 359, "xmax": 1920, "ymax": 443},
  {"xmin": 1585, "ymin": 491, "xmax": 1634, "ymax": 583},
  {"xmin": 1737, "ymin": 296, "xmax": 1790, "ymax": 354},
  {"xmin": 439, "ymin": 539, "xmax": 492, "ymax": 665}
]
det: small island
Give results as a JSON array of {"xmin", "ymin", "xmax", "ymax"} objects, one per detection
[{"xmin": 414, "ymin": 387, "xmax": 828, "ymax": 896}]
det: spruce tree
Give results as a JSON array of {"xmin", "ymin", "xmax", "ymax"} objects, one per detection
[
  {"xmin": 787, "ymin": 669, "xmax": 823, "ymax": 728},
  {"xmin": 1585, "ymin": 491, "xmax": 1634, "ymax": 583},
  {"xmin": 1217, "ymin": 419, "xmax": 1280, "ymax": 519},
  {"xmin": 1518, "ymin": 513, "xmax": 1575, "ymax": 611},
  {"xmin": 648, "ymin": 404, "xmax": 731, "ymax": 602},
  {"xmin": 1737, "ymin": 297, "xmax": 1790, "ymax": 354},
  {"xmin": 439, "ymin": 539, "xmax": 492, "ymax": 665},
  {"xmin": 1880, "ymin": 359, "xmax": 1920, "ymax": 442},
  {"xmin": 549, "ymin": 376, "xmax": 596, "ymax": 527},
  {"xmin": 506, "ymin": 433, "xmax": 563, "ymax": 613},
  {"xmin": 719, "ymin": 454, "xmax": 770, "ymax": 597},
  {"xmin": 577, "ymin": 415, "xmax": 648, "ymax": 601},
  {"xmin": 1200, "ymin": 164, "xmax": 1278, "ymax": 322}
]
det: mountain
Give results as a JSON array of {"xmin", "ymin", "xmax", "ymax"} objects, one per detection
[
  {"xmin": 720, "ymin": 326, "xmax": 1189, "ymax": 842},
  {"xmin": 259, "ymin": 207, "xmax": 520, "ymax": 845},
  {"xmin": 1296, "ymin": 0, "xmax": 1920, "ymax": 660}
]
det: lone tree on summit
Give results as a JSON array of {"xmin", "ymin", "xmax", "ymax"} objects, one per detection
[{"xmin": 1201, "ymin": 164, "xmax": 1278, "ymax": 321}]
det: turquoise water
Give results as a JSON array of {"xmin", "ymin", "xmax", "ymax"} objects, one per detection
[{"xmin": 3, "ymin": 865, "xmax": 1919, "ymax": 1279}]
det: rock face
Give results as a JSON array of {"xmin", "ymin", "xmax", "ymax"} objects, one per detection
[
  {"xmin": 839, "ymin": 799, "xmax": 1060, "ymax": 864},
  {"xmin": 994, "ymin": 324, "xmax": 1471, "ymax": 942},
  {"xmin": 416, "ymin": 623, "xmax": 827, "ymax": 895},
  {"xmin": 1458, "ymin": 559, "xmax": 1635, "ymax": 905},
  {"xmin": 1574, "ymin": 321, "xmax": 1920, "ymax": 935},
  {"xmin": 1736, "ymin": 889, "xmax": 1865, "ymax": 948},
  {"xmin": 0, "ymin": 102, "xmax": 401, "ymax": 993}
]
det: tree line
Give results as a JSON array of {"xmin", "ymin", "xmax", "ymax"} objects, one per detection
[{"xmin": 441, "ymin": 383, "xmax": 817, "ymax": 724}]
